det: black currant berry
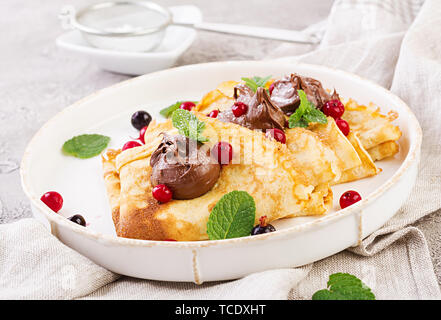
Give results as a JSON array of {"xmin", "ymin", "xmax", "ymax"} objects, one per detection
[
  {"xmin": 251, "ymin": 216, "xmax": 276, "ymax": 235},
  {"xmin": 69, "ymin": 214, "xmax": 86, "ymax": 227},
  {"xmin": 131, "ymin": 110, "xmax": 152, "ymax": 130}
]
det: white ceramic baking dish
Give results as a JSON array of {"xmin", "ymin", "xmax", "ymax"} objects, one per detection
[{"xmin": 20, "ymin": 61, "xmax": 422, "ymax": 283}]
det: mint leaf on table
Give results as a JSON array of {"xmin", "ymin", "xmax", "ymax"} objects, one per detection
[
  {"xmin": 171, "ymin": 109, "xmax": 209, "ymax": 143},
  {"xmin": 62, "ymin": 134, "xmax": 110, "ymax": 159},
  {"xmin": 241, "ymin": 75, "xmax": 272, "ymax": 92},
  {"xmin": 207, "ymin": 191, "xmax": 256, "ymax": 240},
  {"xmin": 288, "ymin": 89, "xmax": 328, "ymax": 128},
  {"xmin": 312, "ymin": 273, "xmax": 376, "ymax": 300},
  {"xmin": 160, "ymin": 101, "xmax": 198, "ymax": 118}
]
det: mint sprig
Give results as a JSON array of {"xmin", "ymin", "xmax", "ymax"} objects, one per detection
[
  {"xmin": 171, "ymin": 109, "xmax": 209, "ymax": 143},
  {"xmin": 207, "ymin": 191, "xmax": 256, "ymax": 240},
  {"xmin": 241, "ymin": 75, "xmax": 272, "ymax": 92},
  {"xmin": 160, "ymin": 101, "xmax": 198, "ymax": 118},
  {"xmin": 62, "ymin": 134, "xmax": 110, "ymax": 159},
  {"xmin": 312, "ymin": 273, "xmax": 375, "ymax": 300},
  {"xmin": 288, "ymin": 90, "xmax": 328, "ymax": 128}
]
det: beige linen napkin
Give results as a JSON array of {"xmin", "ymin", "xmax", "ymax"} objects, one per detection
[{"xmin": 1, "ymin": 0, "xmax": 441, "ymax": 299}]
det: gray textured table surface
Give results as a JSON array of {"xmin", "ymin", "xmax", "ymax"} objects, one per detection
[{"xmin": 1, "ymin": 0, "xmax": 440, "ymax": 287}]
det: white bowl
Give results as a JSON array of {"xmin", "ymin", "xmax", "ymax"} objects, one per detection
[
  {"xmin": 21, "ymin": 61, "xmax": 422, "ymax": 283},
  {"xmin": 56, "ymin": 5, "xmax": 201, "ymax": 75}
]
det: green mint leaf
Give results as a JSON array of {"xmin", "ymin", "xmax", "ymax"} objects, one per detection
[
  {"xmin": 171, "ymin": 109, "xmax": 209, "ymax": 143},
  {"xmin": 288, "ymin": 111, "xmax": 309, "ymax": 128},
  {"xmin": 303, "ymin": 107, "xmax": 328, "ymax": 124},
  {"xmin": 288, "ymin": 90, "xmax": 328, "ymax": 128},
  {"xmin": 62, "ymin": 134, "xmax": 110, "ymax": 159},
  {"xmin": 207, "ymin": 191, "xmax": 256, "ymax": 240},
  {"xmin": 159, "ymin": 101, "xmax": 198, "ymax": 118},
  {"xmin": 241, "ymin": 75, "xmax": 272, "ymax": 92},
  {"xmin": 312, "ymin": 273, "xmax": 376, "ymax": 300}
]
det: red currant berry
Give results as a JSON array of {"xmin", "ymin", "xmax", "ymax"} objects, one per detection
[
  {"xmin": 232, "ymin": 102, "xmax": 248, "ymax": 117},
  {"xmin": 211, "ymin": 142, "xmax": 233, "ymax": 165},
  {"xmin": 122, "ymin": 141, "xmax": 142, "ymax": 151},
  {"xmin": 339, "ymin": 190, "xmax": 362, "ymax": 209},
  {"xmin": 336, "ymin": 119, "xmax": 350, "ymax": 136},
  {"xmin": 179, "ymin": 101, "xmax": 196, "ymax": 111},
  {"xmin": 265, "ymin": 128, "xmax": 286, "ymax": 144},
  {"xmin": 322, "ymin": 100, "xmax": 344, "ymax": 119},
  {"xmin": 152, "ymin": 184, "xmax": 173, "ymax": 203},
  {"xmin": 269, "ymin": 83, "xmax": 275, "ymax": 95},
  {"xmin": 207, "ymin": 109, "xmax": 219, "ymax": 118},
  {"xmin": 40, "ymin": 191, "xmax": 63, "ymax": 213},
  {"xmin": 138, "ymin": 126, "xmax": 148, "ymax": 144}
]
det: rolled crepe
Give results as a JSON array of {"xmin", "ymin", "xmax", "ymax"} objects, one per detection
[{"xmin": 102, "ymin": 113, "xmax": 336, "ymax": 241}]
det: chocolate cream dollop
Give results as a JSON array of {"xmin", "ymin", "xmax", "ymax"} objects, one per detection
[
  {"xmin": 270, "ymin": 74, "xmax": 340, "ymax": 114},
  {"xmin": 217, "ymin": 85, "xmax": 286, "ymax": 130},
  {"xmin": 150, "ymin": 134, "xmax": 220, "ymax": 200}
]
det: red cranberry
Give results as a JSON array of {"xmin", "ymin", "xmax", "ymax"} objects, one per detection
[
  {"xmin": 207, "ymin": 109, "xmax": 219, "ymax": 118},
  {"xmin": 152, "ymin": 184, "xmax": 173, "ymax": 203},
  {"xmin": 122, "ymin": 141, "xmax": 142, "ymax": 151},
  {"xmin": 339, "ymin": 190, "xmax": 362, "ymax": 209},
  {"xmin": 211, "ymin": 142, "xmax": 233, "ymax": 164},
  {"xmin": 179, "ymin": 101, "xmax": 196, "ymax": 111},
  {"xmin": 269, "ymin": 83, "xmax": 275, "ymax": 95},
  {"xmin": 322, "ymin": 100, "xmax": 344, "ymax": 119},
  {"xmin": 265, "ymin": 128, "xmax": 286, "ymax": 144},
  {"xmin": 232, "ymin": 102, "xmax": 248, "ymax": 117},
  {"xmin": 336, "ymin": 119, "xmax": 350, "ymax": 136},
  {"xmin": 138, "ymin": 126, "xmax": 148, "ymax": 144},
  {"xmin": 40, "ymin": 191, "xmax": 63, "ymax": 213}
]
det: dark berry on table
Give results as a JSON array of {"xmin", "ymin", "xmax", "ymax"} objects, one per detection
[
  {"xmin": 211, "ymin": 141, "xmax": 233, "ymax": 165},
  {"xmin": 251, "ymin": 216, "xmax": 276, "ymax": 235},
  {"xmin": 339, "ymin": 190, "xmax": 362, "ymax": 209},
  {"xmin": 40, "ymin": 191, "xmax": 63, "ymax": 213},
  {"xmin": 207, "ymin": 109, "xmax": 219, "ymax": 118},
  {"xmin": 122, "ymin": 141, "xmax": 142, "ymax": 151},
  {"xmin": 69, "ymin": 214, "xmax": 86, "ymax": 227},
  {"xmin": 179, "ymin": 101, "xmax": 196, "ymax": 111},
  {"xmin": 131, "ymin": 110, "xmax": 152, "ymax": 130},
  {"xmin": 139, "ymin": 125, "xmax": 148, "ymax": 144},
  {"xmin": 152, "ymin": 184, "xmax": 173, "ymax": 203},
  {"xmin": 265, "ymin": 128, "xmax": 286, "ymax": 144},
  {"xmin": 336, "ymin": 118, "xmax": 350, "ymax": 136},
  {"xmin": 232, "ymin": 102, "xmax": 248, "ymax": 117},
  {"xmin": 322, "ymin": 100, "xmax": 345, "ymax": 119}
]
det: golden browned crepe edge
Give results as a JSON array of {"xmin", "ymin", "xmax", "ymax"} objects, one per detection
[
  {"xmin": 334, "ymin": 132, "xmax": 380, "ymax": 185},
  {"xmin": 367, "ymin": 140, "xmax": 400, "ymax": 161}
]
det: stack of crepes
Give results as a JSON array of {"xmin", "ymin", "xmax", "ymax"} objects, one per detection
[{"xmin": 102, "ymin": 74, "xmax": 401, "ymax": 241}]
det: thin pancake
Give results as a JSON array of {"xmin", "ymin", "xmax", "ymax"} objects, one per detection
[
  {"xmin": 367, "ymin": 140, "xmax": 400, "ymax": 161},
  {"xmin": 308, "ymin": 117, "xmax": 362, "ymax": 173},
  {"xmin": 342, "ymin": 99, "xmax": 401, "ymax": 150},
  {"xmin": 103, "ymin": 112, "xmax": 334, "ymax": 241},
  {"xmin": 194, "ymin": 81, "xmax": 238, "ymax": 114},
  {"xmin": 334, "ymin": 132, "xmax": 380, "ymax": 184}
]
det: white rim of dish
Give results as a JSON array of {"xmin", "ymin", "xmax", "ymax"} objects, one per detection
[{"xmin": 20, "ymin": 60, "xmax": 422, "ymax": 249}]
